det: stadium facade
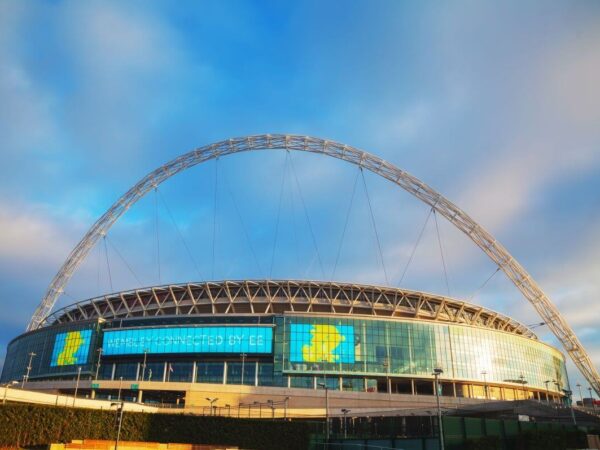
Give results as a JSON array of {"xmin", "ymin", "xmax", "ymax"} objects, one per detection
[{"xmin": 1, "ymin": 280, "xmax": 569, "ymax": 415}]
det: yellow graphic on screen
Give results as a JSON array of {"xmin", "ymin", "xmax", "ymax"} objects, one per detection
[
  {"xmin": 301, "ymin": 324, "xmax": 345, "ymax": 362},
  {"xmin": 56, "ymin": 331, "xmax": 85, "ymax": 366}
]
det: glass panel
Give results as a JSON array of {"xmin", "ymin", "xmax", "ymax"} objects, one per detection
[
  {"xmin": 196, "ymin": 362, "xmax": 224, "ymax": 384},
  {"xmin": 114, "ymin": 363, "xmax": 138, "ymax": 381},
  {"xmin": 166, "ymin": 362, "xmax": 194, "ymax": 382},
  {"xmin": 227, "ymin": 362, "xmax": 256, "ymax": 385},
  {"xmin": 290, "ymin": 376, "xmax": 313, "ymax": 389}
]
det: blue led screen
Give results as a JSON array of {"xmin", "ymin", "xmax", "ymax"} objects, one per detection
[
  {"xmin": 50, "ymin": 330, "xmax": 93, "ymax": 367},
  {"xmin": 290, "ymin": 323, "xmax": 355, "ymax": 363},
  {"xmin": 102, "ymin": 326, "xmax": 273, "ymax": 355}
]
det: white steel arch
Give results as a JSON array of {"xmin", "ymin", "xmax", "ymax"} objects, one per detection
[{"xmin": 28, "ymin": 134, "xmax": 600, "ymax": 394}]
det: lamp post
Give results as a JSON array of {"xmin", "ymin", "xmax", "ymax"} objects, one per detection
[
  {"xmin": 206, "ymin": 397, "xmax": 218, "ymax": 416},
  {"xmin": 553, "ymin": 380, "xmax": 562, "ymax": 406},
  {"xmin": 563, "ymin": 390, "xmax": 577, "ymax": 426},
  {"xmin": 22, "ymin": 352, "xmax": 37, "ymax": 388},
  {"xmin": 576, "ymin": 383, "xmax": 583, "ymax": 407},
  {"xmin": 518, "ymin": 374, "xmax": 527, "ymax": 401},
  {"xmin": 111, "ymin": 401, "xmax": 125, "ymax": 450},
  {"xmin": 95, "ymin": 348, "xmax": 103, "ymax": 380},
  {"xmin": 240, "ymin": 353, "xmax": 247, "ymax": 385},
  {"xmin": 588, "ymin": 387, "xmax": 597, "ymax": 413},
  {"xmin": 140, "ymin": 349, "xmax": 149, "ymax": 381},
  {"xmin": 544, "ymin": 380, "xmax": 552, "ymax": 403},
  {"xmin": 284, "ymin": 396, "xmax": 290, "ymax": 420},
  {"xmin": 319, "ymin": 382, "xmax": 330, "ymax": 441},
  {"xmin": 481, "ymin": 371, "xmax": 488, "ymax": 401},
  {"xmin": 341, "ymin": 408, "xmax": 351, "ymax": 439},
  {"xmin": 73, "ymin": 367, "xmax": 82, "ymax": 407},
  {"xmin": 432, "ymin": 367, "xmax": 445, "ymax": 450},
  {"xmin": 267, "ymin": 400, "xmax": 275, "ymax": 420},
  {"xmin": 2, "ymin": 381, "xmax": 18, "ymax": 405},
  {"xmin": 117, "ymin": 377, "xmax": 123, "ymax": 401},
  {"xmin": 253, "ymin": 401, "xmax": 263, "ymax": 418},
  {"xmin": 383, "ymin": 358, "xmax": 391, "ymax": 395}
]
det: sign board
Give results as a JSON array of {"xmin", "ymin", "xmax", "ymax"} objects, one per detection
[
  {"xmin": 50, "ymin": 330, "xmax": 93, "ymax": 367},
  {"xmin": 102, "ymin": 326, "xmax": 273, "ymax": 355}
]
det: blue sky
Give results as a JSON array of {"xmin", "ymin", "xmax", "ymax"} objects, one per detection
[{"xmin": 1, "ymin": 0, "xmax": 600, "ymax": 392}]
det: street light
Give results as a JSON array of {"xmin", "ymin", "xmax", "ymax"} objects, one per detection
[
  {"xmin": 284, "ymin": 396, "xmax": 290, "ymax": 420},
  {"xmin": 140, "ymin": 349, "xmax": 149, "ymax": 381},
  {"xmin": 562, "ymin": 389, "xmax": 577, "ymax": 426},
  {"xmin": 267, "ymin": 399, "xmax": 275, "ymax": 420},
  {"xmin": 117, "ymin": 377, "xmax": 123, "ymax": 401},
  {"xmin": 2, "ymin": 381, "xmax": 18, "ymax": 405},
  {"xmin": 576, "ymin": 383, "xmax": 583, "ymax": 407},
  {"xmin": 588, "ymin": 387, "xmax": 597, "ymax": 413},
  {"xmin": 481, "ymin": 371, "xmax": 488, "ymax": 401},
  {"xmin": 95, "ymin": 348, "xmax": 103, "ymax": 380},
  {"xmin": 383, "ymin": 358, "xmax": 390, "ymax": 395},
  {"xmin": 73, "ymin": 367, "xmax": 82, "ymax": 407},
  {"xmin": 518, "ymin": 374, "xmax": 528, "ymax": 400},
  {"xmin": 22, "ymin": 352, "xmax": 37, "ymax": 388},
  {"xmin": 544, "ymin": 380, "xmax": 552, "ymax": 403},
  {"xmin": 432, "ymin": 367, "xmax": 445, "ymax": 450},
  {"xmin": 341, "ymin": 408, "xmax": 351, "ymax": 438},
  {"xmin": 225, "ymin": 404, "xmax": 231, "ymax": 417},
  {"xmin": 110, "ymin": 401, "xmax": 125, "ymax": 450},
  {"xmin": 318, "ymin": 382, "xmax": 330, "ymax": 441},
  {"xmin": 206, "ymin": 397, "xmax": 218, "ymax": 416},
  {"xmin": 240, "ymin": 353, "xmax": 247, "ymax": 385}
]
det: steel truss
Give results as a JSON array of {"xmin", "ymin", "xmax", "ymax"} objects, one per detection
[
  {"xmin": 27, "ymin": 134, "xmax": 600, "ymax": 394},
  {"xmin": 42, "ymin": 280, "xmax": 535, "ymax": 338}
]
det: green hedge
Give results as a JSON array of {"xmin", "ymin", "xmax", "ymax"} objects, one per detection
[
  {"xmin": 0, "ymin": 403, "xmax": 315, "ymax": 450},
  {"xmin": 513, "ymin": 429, "xmax": 587, "ymax": 450}
]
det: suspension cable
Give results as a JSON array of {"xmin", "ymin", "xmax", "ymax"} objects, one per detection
[
  {"xmin": 102, "ymin": 234, "xmax": 113, "ymax": 292},
  {"xmin": 154, "ymin": 187, "xmax": 161, "ymax": 284},
  {"xmin": 156, "ymin": 188, "xmax": 205, "ymax": 280},
  {"xmin": 211, "ymin": 158, "xmax": 219, "ymax": 280},
  {"xmin": 469, "ymin": 266, "xmax": 501, "ymax": 302},
  {"xmin": 396, "ymin": 207, "xmax": 433, "ymax": 287},
  {"xmin": 433, "ymin": 210, "xmax": 451, "ymax": 296},
  {"xmin": 288, "ymin": 160, "xmax": 301, "ymax": 270},
  {"xmin": 360, "ymin": 168, "xmax": 390, "ymax": 286},
  {"xmin": 288, "ymin": 153, "xmax": 325, "ymax": 279},
  {"xmin": 105, "ymin": 236, "xmax": 143, "ymax": 286},
  {"xmin": 96, "ymin": 240, "xmax": 102, "ymax": 292},
  {"xmin": 223, "ymin": 169, "xmax": 264, "ymax": 278},
  {"xmin": 332, "ymin": 167, "xmax": 361, "ymax": 280},
  {"xmin": 269, "ymin": 152, "xmax": 289, "ymax": 279}
]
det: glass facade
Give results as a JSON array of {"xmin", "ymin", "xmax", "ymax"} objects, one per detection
[
  {"xmin": 0, "ymin": 314, "xmax": 569, "ymax": 398},
  {"xmin": 281, "ymin": 316, "xmax": 568, "ymax": 392},
  {"xmin": 1, "ymin": 322, "xmax": 99, "ymax": 382}
]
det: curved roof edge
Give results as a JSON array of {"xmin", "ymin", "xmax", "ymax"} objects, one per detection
[{"xmin": 42, "ymin": 280, "xmax": 536, "ymax": 339}]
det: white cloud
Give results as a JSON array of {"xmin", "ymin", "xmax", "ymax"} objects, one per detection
[
  {"xmin": 456, "ymin": 26, "xmax": 600, "ymax": 233},
  {"xmin": 0, "ymin": 201, "xmax": 77, "ymax": 266}
]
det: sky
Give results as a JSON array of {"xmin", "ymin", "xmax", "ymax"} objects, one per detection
[{"xmin": 1, "ymin": 0, "xmax": 600, "ymax": 394}]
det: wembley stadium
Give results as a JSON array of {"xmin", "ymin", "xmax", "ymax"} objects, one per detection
[
  {"xmin": 1, "ymin": 280, "xmax": 569, "ymax": 415},
  {"xmin": 2, "ymin": 134, "xmax": 597, "ymax": 418}
]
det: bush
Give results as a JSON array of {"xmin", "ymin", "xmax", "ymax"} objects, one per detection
[
  {"xmin": 464, "ymin": 435, "xmax": 502, "ymax": 450},
  {"xmin": 0, "ymin": 403, "xmax": 314, "ymax": 450},
  {"xmin": 513, "ymin": 429, "xmax": 587, "ymax": 450}
]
